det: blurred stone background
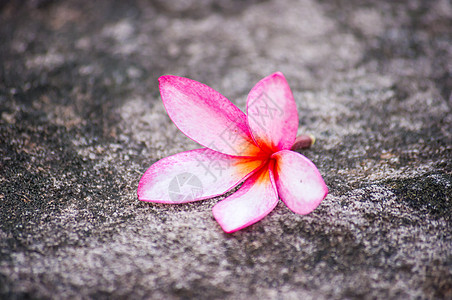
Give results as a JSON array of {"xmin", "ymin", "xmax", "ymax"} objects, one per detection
[{"xmin": 0, "ymin": 0, "xmax": 451, "ymax": 299}]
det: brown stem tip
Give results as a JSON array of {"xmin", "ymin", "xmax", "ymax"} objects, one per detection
[{"xmin": 291, "ymin": 134, "xmax": 316, "ymax": 151}]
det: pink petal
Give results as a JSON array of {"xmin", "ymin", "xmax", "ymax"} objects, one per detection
[
  {"xmin": 138, "ymin": 148, "xmax": 265, "ymax": 204},
  {"xmin": 272, "ymin": 150, "xmax": 328, "ymax": 215},
  {"xmin": 159, "ymin": 75, "xmax": 262, "ymax": 157},
  {"xmin": 246, "ymin": 72, "xmax": 299, "ymax": 153},
  {"xmin": 212, "ymin": 162, "xmax": 278, "ymax": 233}
]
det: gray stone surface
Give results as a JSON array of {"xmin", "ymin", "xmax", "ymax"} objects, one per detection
[{"xmin": 0, "ymin": 0, "xmax": 451, "ymax": 299}]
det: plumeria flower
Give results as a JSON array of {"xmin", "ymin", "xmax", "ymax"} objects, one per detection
[{"xmin": 138, "ymin": 72, "xmax": 328, "ymax": 233}]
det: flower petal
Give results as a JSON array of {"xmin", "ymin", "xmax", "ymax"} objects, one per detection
[
  {"xmin": 272, "ymin": 150, "xmax": 328, "ymax": 215},
  {"xmin": 138, "ymin": 148, "xmax": 264, "ymax": 204},
  {"xmin": 159, "ymin": 75, "xmax": 262, "ymax": 157},
  {"xmin": 212, "ymin": 162, "xmax": 278, "ymax": 233},
  {"xmin": 246, "ymin": 72, "xmax": 298, "ymax": 153}
]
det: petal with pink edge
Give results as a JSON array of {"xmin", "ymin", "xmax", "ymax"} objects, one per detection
[
  {"xmin": 212, "ymin": 162, "xmax": 278, "ymax": 233},
  {"xmin": 246, "ymin": 72, "xmax": 298, "ymax": 153},
  {"xmin": 138, "ymin": 148, "xmax": 264, "ymax": 204},
  {"xmin": 272, "ymin": 150, "xmax": 328, "ymax": 215},
  {"xmin": 159, "ymin": 75, "xmax": 262, "ymax": 157}
]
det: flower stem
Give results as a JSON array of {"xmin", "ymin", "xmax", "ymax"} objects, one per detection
[{"xmin": 291, "ymin": 134, "xmax": 315, "ymax": 150}]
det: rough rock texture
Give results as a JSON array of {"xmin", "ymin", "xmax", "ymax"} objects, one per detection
[{"xmin": 1, "ymin": 0, "xmax": 451, "ymax": 299}]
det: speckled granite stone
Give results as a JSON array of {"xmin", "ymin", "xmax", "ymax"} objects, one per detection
[{"xmin": 0, "ymin": 0, "xmax": 451, "ymax": 299}]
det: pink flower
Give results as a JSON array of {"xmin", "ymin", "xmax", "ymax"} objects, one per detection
[{"xmin": 137, "ymin": 72, "xmax": 328, "ymax": 233}]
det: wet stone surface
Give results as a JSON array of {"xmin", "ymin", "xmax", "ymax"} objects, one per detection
[{"xmin": 1, "ymin": 0, "xmax": 451, "ymax": 299}]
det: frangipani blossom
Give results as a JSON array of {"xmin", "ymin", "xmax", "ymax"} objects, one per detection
[{"xmin": 138, "ymin": 72, "xmax": 328, "ymax": 233}]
